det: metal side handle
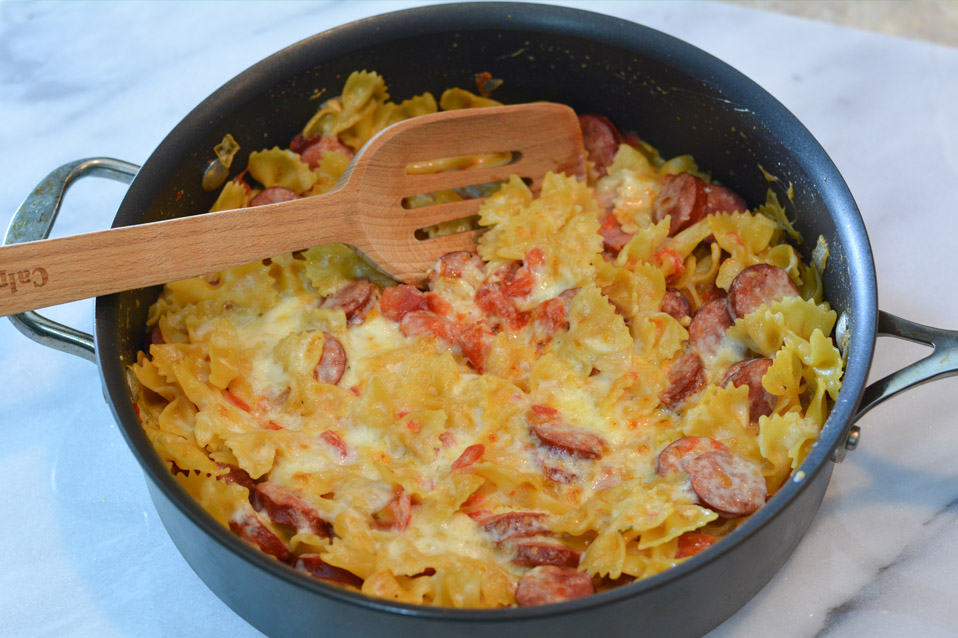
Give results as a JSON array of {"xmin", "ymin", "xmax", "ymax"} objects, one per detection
[
  {"xmin": 855, "ymin": 311, "xmax": 958, "ymax": 418},
  {"xmin": 833, "ymin": 310, "xmax": 958, "ymax": 462},
  {"xmin": 4, "ymin": 158, "xmax": 140, "ymax": 362}
]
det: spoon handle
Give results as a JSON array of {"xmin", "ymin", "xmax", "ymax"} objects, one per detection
[{"xmin": 0, "ymin": 186, "xmax": 357, "ymax": 316}]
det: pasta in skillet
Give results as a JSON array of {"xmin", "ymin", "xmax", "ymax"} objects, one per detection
[{"xmin": 129, "ymin": 71, "xmax": 843, "ymax": 608}]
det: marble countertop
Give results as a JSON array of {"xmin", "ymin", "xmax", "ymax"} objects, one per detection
[{"xmin": 2, "ymin": 2, "xmax": 957, "ymax": 637}]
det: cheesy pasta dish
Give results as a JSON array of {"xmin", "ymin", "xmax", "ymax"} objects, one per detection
[{"xmin": 130, "ymin": 71, "xmax": 843, "ymax": 608}]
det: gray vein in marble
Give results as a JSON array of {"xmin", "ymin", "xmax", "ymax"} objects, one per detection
[{"xmin": 814, "ymin": 495, "xmax": 958, "ymax": 638}]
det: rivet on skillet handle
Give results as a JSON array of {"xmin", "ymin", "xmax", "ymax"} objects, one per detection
[
  {"xmin": 831, "ymin": 310, "xmax": 958, "ymax": 462},
  {"xmin": 3, "ymin": 158, "xmax": 140, "ymax": 362}
]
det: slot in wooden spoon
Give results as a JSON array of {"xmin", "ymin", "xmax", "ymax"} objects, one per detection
[{"xmin": 0, "ymin": 103, "xmax": 585, "ymax": 317}]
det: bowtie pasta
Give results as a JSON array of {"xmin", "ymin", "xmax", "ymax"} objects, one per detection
[{"xmin": 130, "ymin": 71, "xmax": 843, "ymax": 608}]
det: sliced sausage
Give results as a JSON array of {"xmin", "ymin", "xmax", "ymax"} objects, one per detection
[
  {"xmin": 428, "ymin": 251, "xmax": 485, "ymax": 287},
  {"xmin": 294, "ymin": 554, "xmax": 364, "ymax": 589},
  {"xmin": 655, "ymin": 436, "xmax": 729, "ymax": 477},
  {"xmin": 254, "ymin": 482, "xmax": 330, "ymax": 538},
  {"xmin": 321, "ymin": 281, "xmax": 379, "ymax": 325},
  {"xmin": 289, "ymin": 133, "xmax": 317, "ymax": 154},
  {"xmin": 723, "ymin": 358, "xmax": 776, "ymax": 424},
  {"xmin": 380, "ymin": 284, "xmax": 429, "ymax": 321},
  {"xmin": 727, "ymin": 264, "xmax": 799, "ymax": 319},
  {"xmin": 704, "ymin": 183, "xmax": 747, "ymax": 215},
  {"xmin": 511, "ymin": 539, "xmax": 581, "ymax": 568},
  {"xmin": 687, "ymin": 450, "xmax": 767, "ymax": 517},
  {"xmin": 148, "ymin": 324, "xmax": 165, "ymax": 347},
  {"xmin": 660, "ymin": 288, "xmax": 691, "ymax": 322},
  {"xmin": 451, "ymin": 443, "xmax": 485, "ymax": 470},
  {"xmin": 476, "ymin": 512, "xmax": 549, "ymax": 543},
  {"xmin": 652, "ymin": 173, "xmax": 707, "ymax": 236},
  {"xmin": 688, "ymin": 298, "xmax": 733, "ymax": 356},
  {"xmin": 228, "ymin": 509, "xmax": 292, "ymax": 562},
  {"xmin": 215, "ymin": 463, "xmax": 257, "ymax": 492},
  {"xmin": 578, "ymin": 114, "xmax": 621, "ymax": 178},
  {"xmin": 660, "ymin": 352, "xmax": 707, "ymax": 408},
  {"xmin": 313, "ymin": 332, "xmax": 346, "ymax": 385},
  {"xmin": 299, "ymin": 134, "xmax": 355, "ymax": 169},
  {"xmin": 528, "ymin": 405, "xmax": 606, "ymax": 459},
  {"xmin": 599, "ymin": 211, "xmax": 633, "ymax": 254},
  {"xmin": 675, "ymin": 532, "xmax": 718, "ymax": 558},
  {"xmin": 722, "ymin": 359, "xmax": 750, "ymax": 386},
  {"xmin": 515, "ymin": 566, "xmax": 595, "ymax": 607},
  {"xmin": 249, "ymin": 186, "xmax": 301, "ymax": 207}
]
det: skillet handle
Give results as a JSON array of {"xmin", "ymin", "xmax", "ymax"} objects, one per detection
[
  {"xmin": 4, "ymin": 158, "xmax": 139, "ymax": 362},
  {"xmin": 835, "ymin": 310, "xmax": 958, "ymax": 461}
]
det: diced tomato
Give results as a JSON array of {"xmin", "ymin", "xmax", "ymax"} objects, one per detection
[
  {"xmin": 457, "ymin": 322, "xmax": 494, "ymax": 372},
  {"xmin": 532, "ymin": 298, "xmax": 567, "ymax": 344},
  {"xmin": 502, "ymin": 267, "xmax": 535, "ymax": 298},
  {"xmin": 320, "ymin": 430, "xmax": 348, "ymax": 459},
  {"xmin": 372, "ymin": 489, "xmax": 412, "ymax": 532},
  {"xmin": 525, "ymin": 246, "xmax": 545, "ymax": 268},
  {"xmin": 475, "ymin": 284, "xmax": 529, "ymax": 329},
  {"xmin": 400, "ymin": 311, "xmax": 464, "ymax": 343},
  {"xmin": 461, "ymin": 492, "xmax": 487, "ymax": 511},
  {"xmin": 232, "ymin": 169, "xmax": 251, "ymax": 191},
  {"xmin": 654, "ymin": 247, "xmax": 687, "ymax": 282},
  {"xmin": 224, "ymin": 389, "xmax": 251, "ymax": 412},
  {"xmin": 452, "ymin": 444, "xmax": 485, "ymax": 470},
  {"xmin": 425, "ymin": 292, "xmax": 453, "ymax": 316},
  {"xmin": 474, "ymin": 71, "xmax": 493, "ymax": 97}
]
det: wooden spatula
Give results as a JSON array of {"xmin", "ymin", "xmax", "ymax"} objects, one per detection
[{"xmin": 0, "ymin": 103, "xmax": 585, "ymax": 316}]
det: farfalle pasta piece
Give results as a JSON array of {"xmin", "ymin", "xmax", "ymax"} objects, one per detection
[
  {"xmin": 209, "ymin": 179, "xmax": 252, "ymax": 212},
  {"xmin": 727, "ymin": 295, "xmax": 837, "ymax": 357},
  {"xmin": 247, "ymin": 148, "xmax": 317, "ymax": 193},
  {"xmin": 758, "ymin": 411, "xmax": 821, "ymax": 491},
  {"xmin": 555, "ymin": 283, "xmax": 633, "ymax": 376}
]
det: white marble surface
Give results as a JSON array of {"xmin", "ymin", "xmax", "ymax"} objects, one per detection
[{"xmin": 1, "ymin": 1, "xmax": 957, "ymax": 637}]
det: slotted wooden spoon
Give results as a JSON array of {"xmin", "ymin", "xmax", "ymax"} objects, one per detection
[{"xmin": 0, "ymin": 102, "xmax": 585, "ymax": 316}]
